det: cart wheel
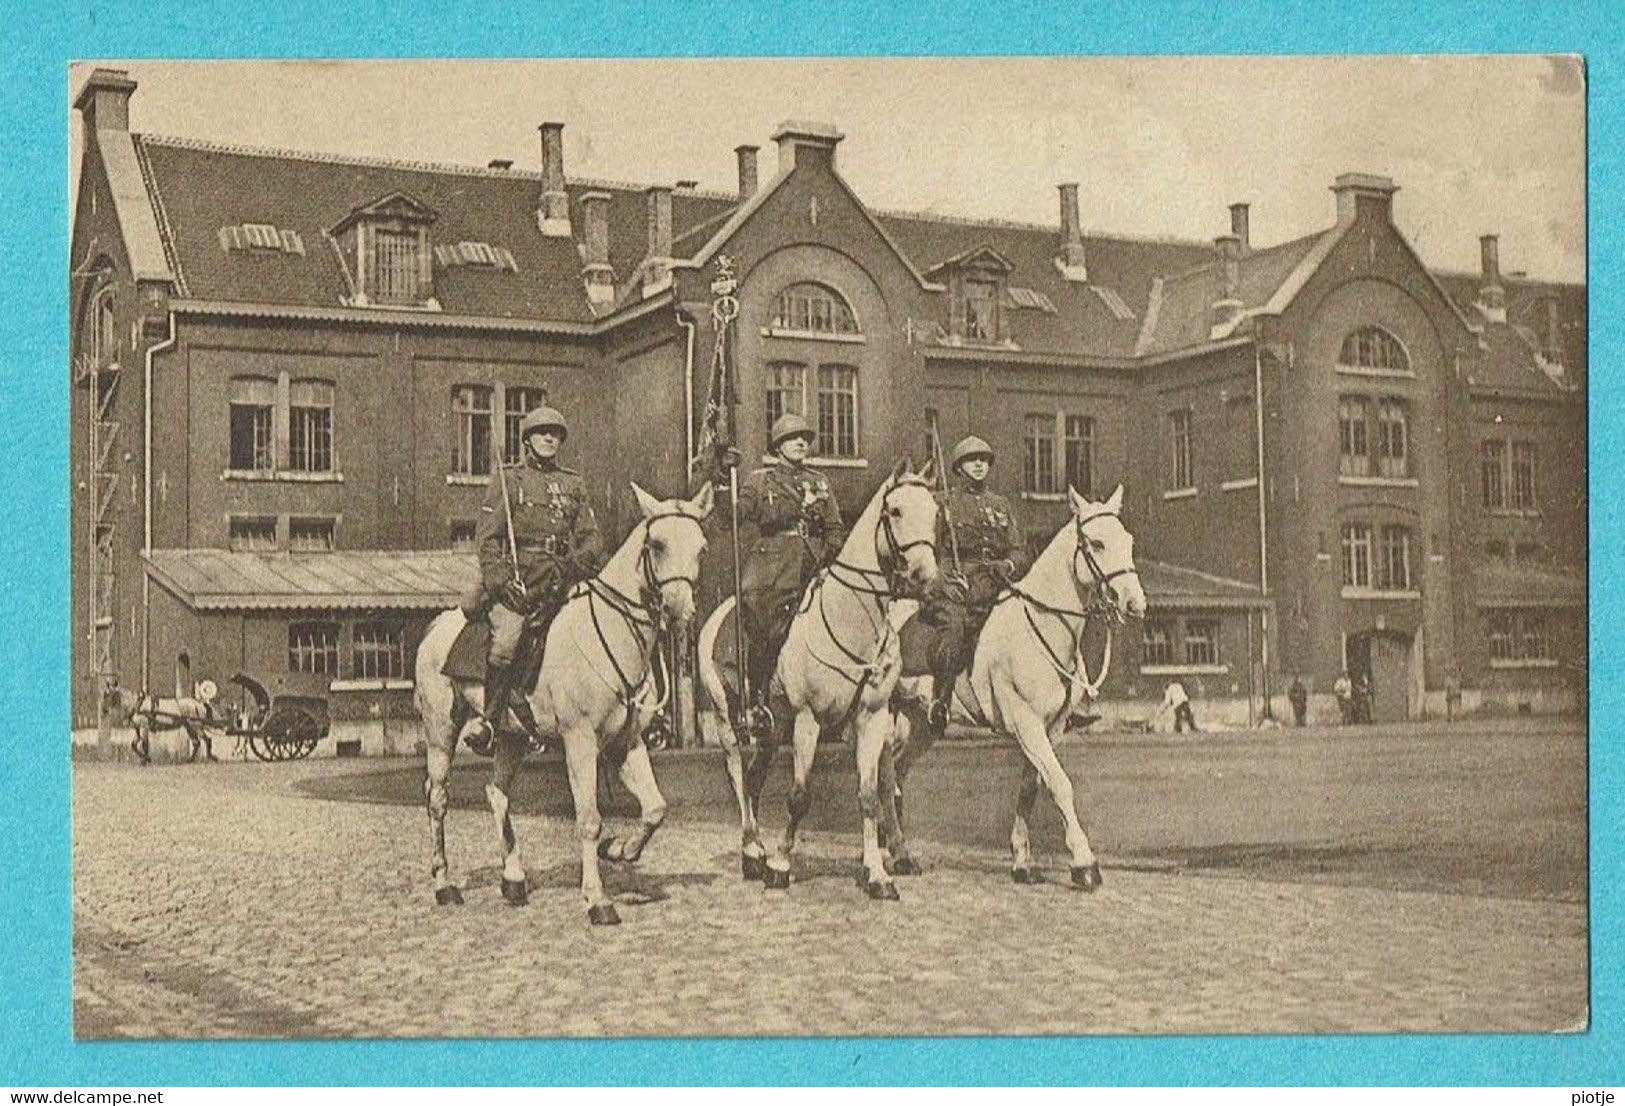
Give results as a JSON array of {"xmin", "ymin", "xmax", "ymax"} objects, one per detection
[
  {"xmin": 261, "ymin": 706, "xmax": 323, "ymax": 762},
  {"xmin": 247, "ymin": 732, "xmax": 274, "ymax": 762}
]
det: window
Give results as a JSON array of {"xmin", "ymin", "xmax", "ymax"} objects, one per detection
[
  {"xmin": 772, "ymin": 283, "xmax": 858, "ymax": 335},
  {"xmin": 1378, "ymin": 525, "xmax": 1413, "ymax": 590},
  {"xmin": 1487, "ymin": 610, "xmax": 1553, "ymax": 664},
  {"xmin": 229, "ymin": 377, "xmax": 276, "ymax": 471},
  {"xmin": 452, "ymin": 385, "xmax": 494, "ymax": 477},
  {"xmin": 964, "ymin": 278, "xmax": 999, "ymax": 341},
  {"xmin": 1024, "ymin": 414, "xmax": 1058, "ymax": 494},
  {"xmin": 1338, "ymin": 327, "xmax": 1409, "ymax": 372},
  {"xmin": 765, "ymin": 362, "xmax": 807, "ymax": 437},
  {"xmin": 1481, "ymin": 440, "xmax": 1507, "ymax": 509},
  {"xmin": 352, "ymin": 622, "xmax": 406, "ymax": 680},
  {"xmin": 503, "ymin": 385, "xmax": 547, "ymax": 465},
  {"xmin": 1141, "ymin": 621, "xmax": 1174, "ymax": 666},
  {"xmin": 1063, "ymin": 416, "xmax": 1095, "ymax": 497},
  {"xmin": 1341, "ymin": 523, "xmax": 1373, "ymax": 588},
  {"xmin": 1338, "ymin": 397, "xmax": 1369, "ymax": 477},
  {"xmin": 228, "ymin": 516, "xmax": 278, "ymax": 552},
  {"xmin": 370, "ymin": 227, "xmax": 422, "ymax": 305},
  {"xmin": 289, "ymin": 517, "xmax": 336, "ymax": 552},
  {"xmin": 1376, "ymin": 399, "xmax": 1409, "ymax": 478},
  {"xmin": 1511, "ymin": 441, "xmax": 1537, "ymax": 510},
  {"xmin": 450, "ymin": 520, "xmax": 478, "ymax": 551},
  {"xmin": 1183, "ymin": 620, "xmax": 1220, "ymax": 666},
  {"xmin": 816, "ymin": 365, "xmax": 859, "ymax": 458},
  {"xmin": 1225, "ymin": 394, "xmax": 1256, "ymax": 482},
  {"xmin": 288, "ymin": 379, "xmax": 334, "ymax": 473},
  {"xmin": 1169, "ymin": 409, "xmax": 1194, "ymax": 490},
  {"xmin": 288, "ymin": 622, "xmax": 340, "ymax": 675}
]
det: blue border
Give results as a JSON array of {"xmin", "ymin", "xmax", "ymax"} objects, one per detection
[{"xmin": 3, "ymin": 0, "xmax": 1617, "ymax": 1086}]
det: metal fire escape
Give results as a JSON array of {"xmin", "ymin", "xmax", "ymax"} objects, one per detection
[{"xmin": 76, "ymin": 330, "xmax": 122, "ymax": 720}]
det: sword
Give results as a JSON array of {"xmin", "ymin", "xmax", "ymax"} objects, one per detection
[
  {"xmin": 929, "ymin": 411, "xmax": 963, "ymax": 577},
  {"xmin": 493, "ymin": 432, "xmax": 524, "ymax": 600}
]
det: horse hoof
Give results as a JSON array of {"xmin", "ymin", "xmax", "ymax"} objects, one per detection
[
  {"xmin": 1070, "ymin": 863, "xmax": 1104, "ymax": 892},
  {"xmin": 588, "ymin": 903, "xmax": 622, "ymax": 926},
  {"xmin": 434, "ymin": 886, "xmax": 464, "ymax": 907},
  {"xmin": 865, "ymin": 879, "xmax": 901, "ymax": 902},
  {"xmin": 741, "ymin": 854, "xmax": 767, "ymax": 881},
  {"xmin": 890, "ymin": 856, "xmax": 923, "ymax": 877},
  {"xmin": 763, "ymin": 865, "xmax": 792, "ymax": 890},
  {"xmin": 500, "ymin": 877, "xmax": 529, "ymax": 906},
  {"xmin": 1011, "ymin": 867, "xmax": 1044, "ymax": 885}
]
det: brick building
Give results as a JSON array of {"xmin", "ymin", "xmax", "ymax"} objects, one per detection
[{"xmin": 70, "ymin": 70, "xmax": 1585, "ymax": 741}]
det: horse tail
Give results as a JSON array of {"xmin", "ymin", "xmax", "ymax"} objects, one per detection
[{"xmin": 695, "ymin": 596, "xmax": 734, "ymax": 716}]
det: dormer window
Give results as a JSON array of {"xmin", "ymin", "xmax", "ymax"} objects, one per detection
[
  {"xmin": 330, "ymin": 192, "xmax": 440, "ymax": 310},
  {"xmin": 927, "ymin": 246, "xmax": 1015, "ymax": 346}
]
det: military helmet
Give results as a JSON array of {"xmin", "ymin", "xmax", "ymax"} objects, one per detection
[
  {"xmin": 520, "ymin": 405, "xmax": 568, "ymax": 443},
  {"xmin": 770, "ymin": 412, "xmax": 816, "ymax": 450},
  {"xmin": 951, "ymin": 435, "xmax": 995, "ymax": 471}
]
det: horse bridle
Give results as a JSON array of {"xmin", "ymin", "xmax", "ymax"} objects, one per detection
[{"xmin": 1072, "ymin": 509, "xmax": 1139, "ymax": 626}]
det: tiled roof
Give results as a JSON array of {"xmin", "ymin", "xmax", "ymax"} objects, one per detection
[
  {"xmin": 1434, "ymin": 271, "xmax": 1586, "ymax": 395},
  {"xmin": 1473, "ymin": 561, "xmax": 1585, "ymax": 608},
  {"xmin": 876, "ymin": 213, "xmax": 1212, "ymax": 359},
  {"xmin": 1137, "ymin": 559, "xmax": 1268, "ymax": 609},
  {"xmin": 134, "ymin": 135, "xmax": 735, "ymax": 322},
  {"xmin": 145, "ymin": 549, "xmax": 478, "ymax": 611},
  {"xmin": 1135, "ymin": 231, "xmax": 1326, "ymax": 356}
]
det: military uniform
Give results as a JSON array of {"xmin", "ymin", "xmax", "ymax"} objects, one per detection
[
  {"xmin": 475, "ymin": 456, "xmax": 603, "ymax": 668},
  {"xmin": 925, "ymin": 475, "xmax": 1029, "ymax": 680},
  {"xmin": 730, "ymin": 458, "xmax": 846, "ymax": 699}
]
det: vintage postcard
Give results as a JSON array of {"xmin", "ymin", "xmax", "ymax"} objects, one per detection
[{"xmin": 68, "ymin": 56, "xmax": 1585, "ymax": 1038}]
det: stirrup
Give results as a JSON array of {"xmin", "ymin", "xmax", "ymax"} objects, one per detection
[{"xmin": 463, "ymin": 717, "xmax": 496, "ymax": 757}]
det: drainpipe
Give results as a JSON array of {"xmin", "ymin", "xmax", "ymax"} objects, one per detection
[
  {"xmin": 1254, "ymin": 341, "xmax": 1272, "ymax": 718},
  {"xmin": 142, "ymin": 310, "xmax": 178, "ymax": 693},
  {"xmin": 677, "ymin": 307, "xmax": 697, "ymax": 485}
]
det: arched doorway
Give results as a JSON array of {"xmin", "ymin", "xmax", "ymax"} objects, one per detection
[{"xmin": 1346, "ymin": 629, "xmax": 1413, "ymax": 722}]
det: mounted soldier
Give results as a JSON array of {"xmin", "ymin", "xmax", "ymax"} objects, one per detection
[
  {"xmin": 715, "ymin": 412, "xmax": 846, "ymax": 727},
  {"xmin": 463, "ymin": 404, "xmax": 603, "ymax": 755},
  {"xmin": 921, "ymin": 435, "xmax": 1029, "ymax": 736}
]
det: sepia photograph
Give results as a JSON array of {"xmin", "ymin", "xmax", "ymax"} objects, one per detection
[{"xmin": 67, "ymin": 55, "xmax": 1586, "ymax": 1039}]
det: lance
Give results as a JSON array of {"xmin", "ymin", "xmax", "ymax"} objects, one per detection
[
  {"xmin": 708, "ymin": 257, "xmax": 751, "ymax": 719},
  {"xmin": 928, "ymin": 410, "xmax": 963, "ymax": 576}
]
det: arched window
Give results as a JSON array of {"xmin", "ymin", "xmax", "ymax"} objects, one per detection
[
  {"xmin": 771, "ymin": 282, "xmax": 859, "ymax": 335},
  {"xmin": 1338, "ymin": 327, "xmax": 1409, "ymax": 373}
]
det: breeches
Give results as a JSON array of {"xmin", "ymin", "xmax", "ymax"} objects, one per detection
[
  {"xmin": 922, "ymin": 596, "xmax": 990, "ymax": 682},
  {"xmin": 488, "ymin": 603, "xmax": 525, "ymax": 668},
  {"xmin": 740, "ymin": 586, "xmax": 800, "ymax": 693}
]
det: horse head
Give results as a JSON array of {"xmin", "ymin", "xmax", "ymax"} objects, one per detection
[
  {"xmin": 1069, "ymin": 484, "xmax": 1145, "ymax": 621},
  {"xmin": 877, "ymin": 458, "xmax": 940, "ymax": 592},
  {"xmin": 630, "ymin": 481, "xmax": 713, "ymax": 625}
]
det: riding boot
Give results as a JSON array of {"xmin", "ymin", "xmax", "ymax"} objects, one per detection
[{"xmin": 466, "ymin": 663, "xmax": 512, "ymax": 757}]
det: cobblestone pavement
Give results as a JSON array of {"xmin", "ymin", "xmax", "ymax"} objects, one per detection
[{"xmin": 73, "ymin": 761, "xmax": 1587, "ymax": 1038}]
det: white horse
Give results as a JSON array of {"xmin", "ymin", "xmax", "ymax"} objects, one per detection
[
  {"xmin": 698, "ymin": 460, "xmax": 939, "ymax": 899},
  {"xmin": 415, "ymin": 481, "xmax": 713, "ymax": 925},
  {"xmin": 888, "ymin": 485, "xmax": 1145, "ymax": 889}
]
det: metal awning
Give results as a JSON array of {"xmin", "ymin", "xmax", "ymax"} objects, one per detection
[
  {"xmin": 1137, "ymin": 559, "xmax": 1269, "ymax": 610},
  {"xmin": 144, "ymin": 548, "xmax": 478, "ymax": 611}
]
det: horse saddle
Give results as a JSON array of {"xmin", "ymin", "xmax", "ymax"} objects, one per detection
[{"xmin": 441, "ymin": 613, "xmax": 550, "ymax": 709}]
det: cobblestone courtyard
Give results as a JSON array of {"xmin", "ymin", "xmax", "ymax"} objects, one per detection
[{"xmin": 72, "ymin": 759, "xmax": 1586, "ymax": 1038}]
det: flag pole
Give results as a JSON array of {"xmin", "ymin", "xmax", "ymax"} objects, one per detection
[{"xmin": 707, "ymin": 257, "xmax": 752, "ymax": 723}]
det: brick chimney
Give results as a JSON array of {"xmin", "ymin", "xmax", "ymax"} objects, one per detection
[
  {"xmin": 536, "ymin": 122, "xmax": 571, "ymax": 237},
  {"xmin": 74, "ymin": 67, "xmax": 138, "ymax": 137},
  {"xmin": 1229, "ymin": 203, "xmax": 1251, "ymax": 254},
  {"xmin": 1210, "ymin": 235, "xmax": 1244, "ymax": 333},
  {"xmin": 579, "ymin": 191, "xmax": 615, "ymax": 311},
  {"xmin": 736, "ymin": 144, "xmax": 760, "ymax": 200},
  {"xmin": 1331, "ymin": 172, "xmax": 1398, "ymax": 225},
  {"xmin": 642, "ymin": 185, "xmax": 674, "ymax": 297},
  {"xmin": 1055, "ymin": 183, "xmax": 1088, "ymax": 281},
  {"xmin": 772, "ymin": 120, "xmax": 843, "ymax": 174},
  {"xmin": 1478, "ymin": 234, "xmax": 1507, "ymax": 322}
]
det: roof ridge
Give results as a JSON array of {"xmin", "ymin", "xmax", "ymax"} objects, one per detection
[
  {"xmin": 135, "ymin": 132, "xmax": 738, "ymax": 202},
  {"xmin": 870, "ymin": 204, "xmax": 1211, "ymax": 249},
  {"xmin": 1428, "ymin": 264, "xmax": 1583, "ymax": 290}
]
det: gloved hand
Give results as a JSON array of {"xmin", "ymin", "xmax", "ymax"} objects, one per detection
[
  {"xmin": 993, "ymin": 558, "xmax": 1017, "ymax": 582},
  {"xmin": 501, "ymin": 578, "xmax": 529, "ymax": 610},
  {"xmin": 710, "ymin": 447, "xmax": 742, "ymax": 485},
  {"xmin": 937, "ymin": 571, "xmax": 970, "ymax": 603}
]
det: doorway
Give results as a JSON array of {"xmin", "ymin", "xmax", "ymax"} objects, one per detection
[{"xmin": 1346, "ymin": 630, "xmax": 1413, "ymax": 722}]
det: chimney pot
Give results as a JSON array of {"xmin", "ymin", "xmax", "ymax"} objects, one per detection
[
  {"xmin": 1056, "ymin": 183, "xmax": 1087, "ymax": 280},
  {"xmin": 1229, "ymin": 203, "xmax": 1251, "ymax": 253},
  {"xmin": 735, "ymin": 144, "xmax": 760, "ymax": 200},
  {"xmin": 536, "ymin": 122, "xmax": 571, "ymax": 237}
]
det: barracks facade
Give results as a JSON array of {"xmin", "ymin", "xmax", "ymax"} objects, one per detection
[{"xmin": 70, "ymin": 69, "xmax": 1586, "ymax": 743}]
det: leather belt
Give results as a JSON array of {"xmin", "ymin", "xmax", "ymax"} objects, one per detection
[{"xmin": 518, "ymin": 537, "xmax": 562, "ymax": 554}]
